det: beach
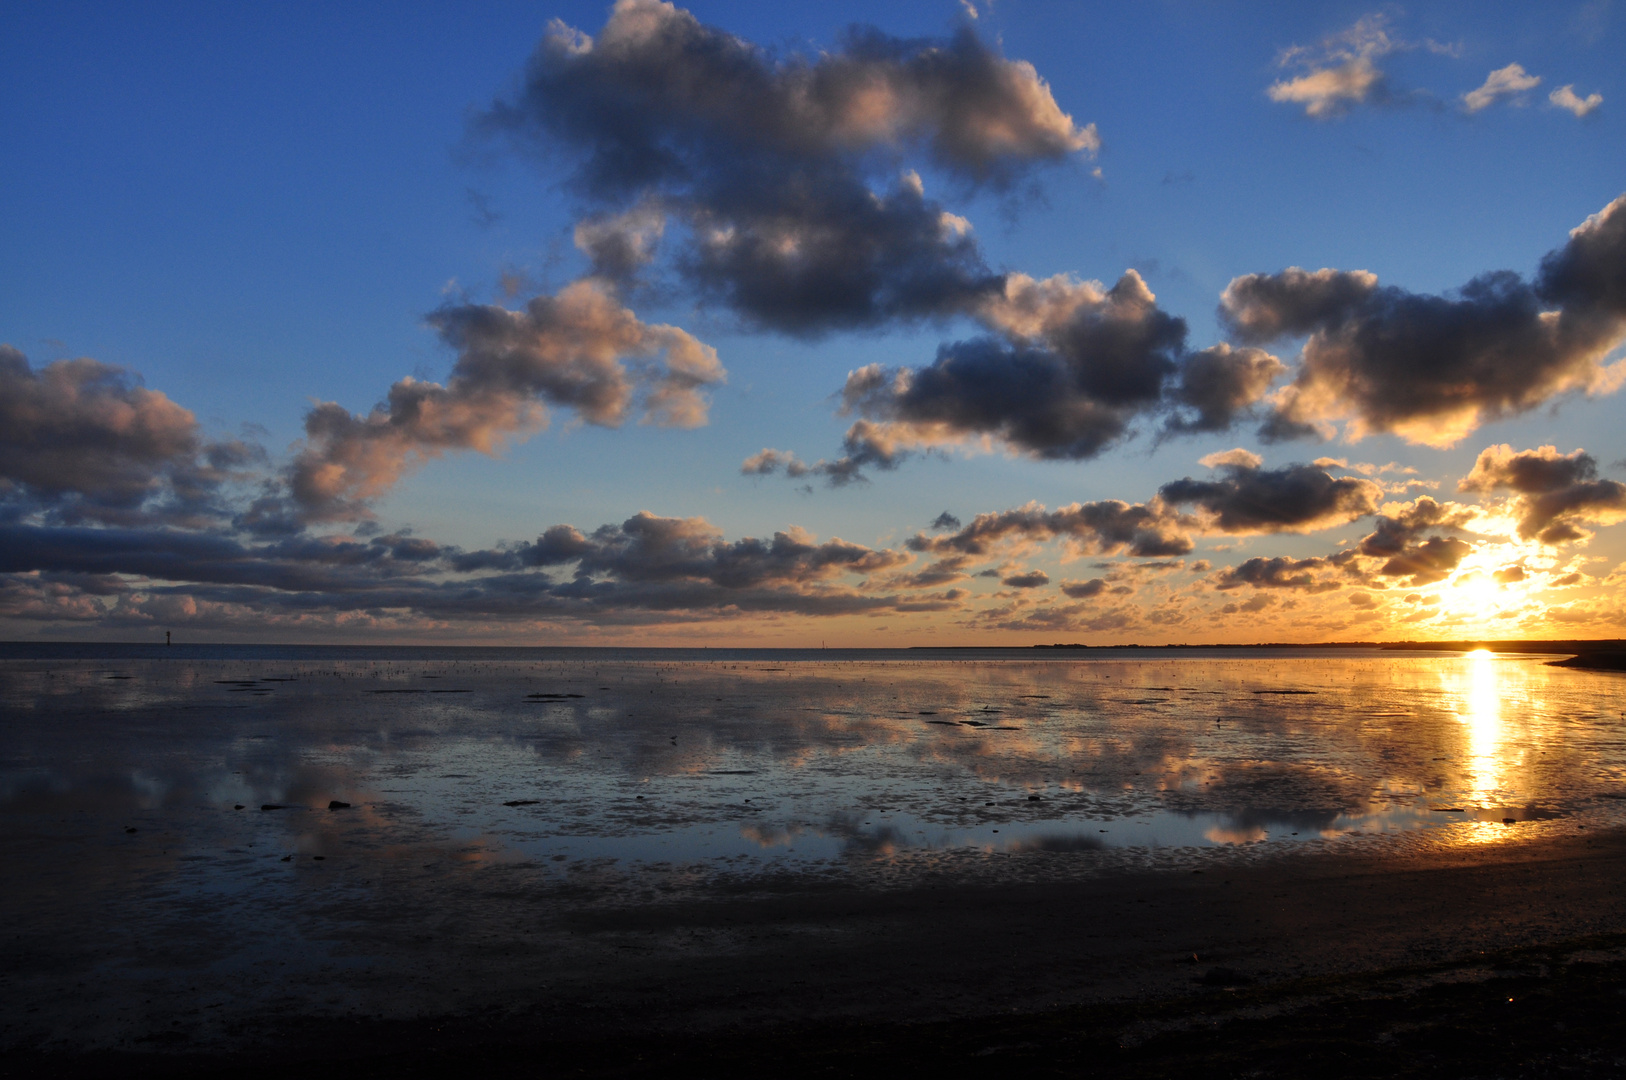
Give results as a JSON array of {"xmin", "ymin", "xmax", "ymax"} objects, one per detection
[{"xmin": 3, "ymin": 646, "xmax": 1625, "ymax": 1074}]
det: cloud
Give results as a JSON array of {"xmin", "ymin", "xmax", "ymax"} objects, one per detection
[
  {"xmin": 573, "ymin": 200, "xmax": 668, "ymax": 278},
  {"xmin": 0, "ymin": 512, "xmax": 957, "ymax": 629},
  {"xmin": 1461, "ymin": 63, "xmax": 1540, "ymax": 112},
  {"xmin": 1213, "ymin": 555, "xmax": 1348, "ymax": 592},
  {"xmin": 1267, "ymin": 15, "xmax": 1401, "ymax": 118},
  {"xmin": 1459, "ymin": 444, "xmax": 1626, "ymax": 544},
  {"xmin": 1379, "ymin": 535, "xmax": 1474, "ymax": 585},
  {"xmin": 1059, "ymin": 577, "xmax": 1106, "ymax": 598},
  {"xmin": 738, "ymin": 419, "xmax": 909, "ymax": 487},
  {"xmin": 1198, "ymin": 447, "xmax": 1263, "ymax": 470},
  {"xmin": 504, "ymin": 512, "xmax": 908, "ymax": 588},
  {"xmin": 907, "ymin": 499, "xmax": 1194, "ymax": 559},
  {"xmin": 828, "ymin": 270, "xmax": 1196, "ymax": 470},
  {"xmin": 1221, "ymin": 192, "xmax": 1626, "ymax": 447},
  {"xmin": 1158, "ymin": 460, "xmax": 1383, "ymax": 534},
  {"xmin": 1354, "ymin": 495, "xmax": 1479, "ymax": 585},
  {"xmin": 768, "ymin": 272, "xmax": 1287, "ymax": 485},
  {"xmin": 285, "ymin": 279, "xmax": 724, "ymax": 522},
  {"xmin": 1001, "ymin": 569, "xmax": 1049, "ymax": 588},
  {"xmin": 480, "ymin": 0, "xmax": 1095, "ymax": 335},
  {"xmin": 0, "ymin": 346, "xmax": 255, "ymax": 527},
  {"xmin": 1549, "ymin": 84, "xmax": 1603, "ymax": 117},
  {"xmin": 1356, "ymin": 496, "xmax": 1478, "ymax": 556},
  {"xmin": 1163, "ymin": 344, "xmax": 1287, "ymax": 434},
  {"xmin": 741, "ymin": 448, "xmax": 811, "ymax": 478}
]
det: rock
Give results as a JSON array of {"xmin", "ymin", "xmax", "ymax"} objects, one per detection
[
  {"xmin": 1027, "ymin": 795, "xmax": 1042, "ymax": 802},
  {"xmin": 280, "ymin": 855, "xmax": 292, "ymax": 862},
  {"xmin": 233, "ymin": 804, "xmax": 244, "ymax": 810},
  {"xmin": 312, "ymin": 855, "xmax": 325, "ymax": 861},
  {"xmin": 125, "ymin": 826, "xmax": 137, "ymax": 833},
  {"xmin": 260, "ymin": 804, "xmax": 288, "ymax": 811},
  {"xmin": 503, "ymin": 799, "xmax": 541, "ymax": 807},
  {"xmin": 328, "ymin": 800, "xmax": 351, "ymax": 810}
]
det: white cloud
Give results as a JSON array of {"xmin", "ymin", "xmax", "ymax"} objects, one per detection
[
  {"xmin": 1268, "ymin": 14, "xmax": 1399, "ymax": 119},
  {"xmin": 1549, "ymin": 84, "xmax": 1604, "ymax": 117},
  {"xmin": 1462, "ymin": 63, "xmax": 1541, "ymax": 113}
]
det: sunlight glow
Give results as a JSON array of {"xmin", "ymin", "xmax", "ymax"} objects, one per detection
[{"xmin": 1460, "ymin": 649, "xmax": 1503, "ymax": 805}]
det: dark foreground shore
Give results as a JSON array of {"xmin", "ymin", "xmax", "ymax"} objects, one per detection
[{"xmin": 8, "ymin": 828, "xmax": 1626, "ymax": 1078}]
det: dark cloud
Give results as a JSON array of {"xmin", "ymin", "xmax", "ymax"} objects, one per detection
[
  {"xmin": 1351, "ymin": 496, "xmax": 1479, "ymax": 586},
  {"xmin": 907, "ymin": 498, "xmax": 1194, "ymax": 559},
  {"xmin": 1001, "ymin": 570, "xmax": 1049, "ymax": 588},
  {"xmin": 0, "ymin": 347, "xmax": 255, "ymax": 528},
  {"xmin": 929, "ymin": 511, "xmax": 961, "ymax": 530},
  {"xmin": 1221, "ymin": 192, "xmax": 1626, "ymax": 447},
  {"xmin": 1459, "ymin": 444, "xmax": 1626, "ymax": 544},
  {"xmin": 1376, "ymin": 536, "xmax": 1473, "ymax": 586},
  {"xmin": 884, "ymin": 556, "xmax": 971, "ymax": 589},
  {"xmin": 285, "ymin": 280, "xmax": 724, "ymax": 522},
  {"xmin": 1162, "ymin": 344, "xmax": 1288, "ymax": 434},
  {"xmin": 761, "ymin": 273, "xmax": 1287, "ymax": 486},
  {"xmin": 1356, "ymin": 496, "xmax": 1478, "ymax": 557},
  {"xmin": 0, "ymin": 512, "xmax": 957, "ymax": 629},
  {"xmin": 1158, "ymin": 461, "xmax": 1382, "ymax": 534},
  {"xmin": 1059, "ymin": 577, "xmax": 1106, "ymax": 598},
  {"xmin": 500, "ymin": 512, "xmax": 907, "ymax": 588},
  {"xmin": 482, "ymin": 0, "xmax": 1095, "ymax": 334},
  {"xmin": 1212, "ymin": 555, "xmax": 1347, "ymax": 592},
  {"xmin": 832, "ymin": 271, "xmax": 1190, "ymax": 465}
]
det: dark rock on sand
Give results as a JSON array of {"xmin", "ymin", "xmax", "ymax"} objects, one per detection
[
  {"xmin": 124, "ymin": 826, "xmax": 137, "ymax": 833},
  {"xmin": 328, "ymin": 800, "xmax": 351, "ymax": 810},
  {"xmin": 261, "ymin": 804, "xmax": 289, "ymax": 811},
  {"xmin": 503, "ymin": 799, "xmax": 541, "ymax": 807}
]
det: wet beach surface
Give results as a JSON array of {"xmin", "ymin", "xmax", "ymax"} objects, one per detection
[{"xmin": 3, "ymin": 647, "xmax": 1625, "ymax": 1074}]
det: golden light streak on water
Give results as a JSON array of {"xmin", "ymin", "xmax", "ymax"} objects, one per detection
[{"xmin": 1460, "ymin": 649, "xmax": 1504, "ymax": 805}]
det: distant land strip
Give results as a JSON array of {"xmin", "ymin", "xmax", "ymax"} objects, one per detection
[{"xmin": 909, "ymin": 639, "xmax": 1625, "ymax": 653}]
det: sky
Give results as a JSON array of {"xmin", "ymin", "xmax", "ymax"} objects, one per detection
[{"xmin": 2, "ymin": 0, "xmax": 1624, "ymax": 646}]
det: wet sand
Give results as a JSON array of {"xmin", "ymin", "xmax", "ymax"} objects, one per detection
[{"xmin": 6, "ymin": 827, "xmax": 1626, "ymax": 1076}]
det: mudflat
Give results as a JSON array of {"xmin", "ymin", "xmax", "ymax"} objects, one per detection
[{"xmin": 7, "ymin": 827, "xmax": 1626, "ymax": 1077}]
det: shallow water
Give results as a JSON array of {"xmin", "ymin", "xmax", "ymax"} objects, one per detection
[
  {"xmin": 5, "ymin": 645, "xmax": 1626, "ymax": 1043},
  {"xmin": 5, "ymin": 646, "xmax": 1625, "ymax": 881}
]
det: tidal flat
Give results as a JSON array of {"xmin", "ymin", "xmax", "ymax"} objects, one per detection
[{"xmin": 3, "ymin": 645, "xmax": 1625, "ymax": 1075}]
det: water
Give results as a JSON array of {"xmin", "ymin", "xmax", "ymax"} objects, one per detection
[
  {"xmin": 3, "ymin": 645, "xmax": 1625, "ymax": 1043},
  {"xmin": 5, "ymin": 645, "xmax": 1624, "ymax": 877}
]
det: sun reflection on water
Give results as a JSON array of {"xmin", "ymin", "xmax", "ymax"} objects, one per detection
[{"xmin": 1460, "ymin": 649, "xmax": 1504, "ymax": 804}]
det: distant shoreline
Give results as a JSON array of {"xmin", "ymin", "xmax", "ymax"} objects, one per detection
[
  {"xmin": 914, "ymin": 638, "xmax": 1626, "ymax": 654},
  {"xmin": 2, "ymin": 638, "xmax": 1622, "ymax": 659}
]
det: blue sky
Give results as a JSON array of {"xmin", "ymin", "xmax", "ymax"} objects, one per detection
[{"xmin": 2, "ymin": 1, "xmax": 1623, "ymax": 644}]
